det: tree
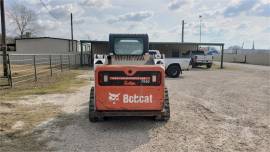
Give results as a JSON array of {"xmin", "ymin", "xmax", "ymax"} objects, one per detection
[{"xmin": 8, "ymin": 3, "xmax": 40, "ymax": 38}]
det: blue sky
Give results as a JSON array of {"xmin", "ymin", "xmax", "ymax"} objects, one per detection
[{"xmin": 5, "ymin": 0, "xmax": 270, "ymax": 49}]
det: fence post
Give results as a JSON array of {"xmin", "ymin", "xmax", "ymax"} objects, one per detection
[
  {"xmin": 7, "ymin": 54, "xmax": 12, "ymax": 87},
  {"xmin": 220, "ymin": 45, "xmax": 224, "ymax": 69},
  {"xmin": 68, "ymin": 55, "xmax": 70, "ymax": 70},
  {"xmin": 83, "ymin": 54, "xmax": 85, "ymax": 65},
  {"xmin": 88, "ymin": 54, "xmax": 90, "ymax": 67},
  {"xmin": 49, "ymin": 55, "xmax": 52, "ymax": 76},
  {"xmin": 60, "ymin": 55, "xmax": 63, "ymax": 72},
  {"xmin": 74, "ymin": 54, "xmax": 76, "ymax": 66},
  {"xmin": 80, "ymin": 41, "xmax": 83, "ymax": 66},
  {"xmin": 33, "ymin": 55, "xmax": 37, "ymax": 81}
]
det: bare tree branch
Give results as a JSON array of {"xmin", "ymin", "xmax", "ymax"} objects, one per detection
[{"xmin": 8, "ymin": 3, "xmax": 41, "ymax": 38}]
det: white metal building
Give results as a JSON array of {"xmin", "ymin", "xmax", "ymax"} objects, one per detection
[{"xmin": 15, "ymin": 37, "xmax": 79, "ymax": 54}]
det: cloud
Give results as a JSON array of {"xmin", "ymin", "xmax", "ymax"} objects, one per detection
[
  {"xmin": 108, "ymin": 11, "xmax": 154, "ymax": 23},
  {"xmin": 6, "ymin": 0, "xmax": 270, "ymax": 49},
  {"xmin": 37, "ymin": 19, "xmax": 62, "ymax": 30},
  {"xmin": 80, "ymin": 0, "xmax": 111, "ymax": 8},
  {"xmin": 223, "ymin": 0, "xmax": 270, "ymax": 17},
  {"xmin": 200, "ymin": 10, "xmax": 222, "ymax": 19},
  {"xmin": 224, "ymin": 0, "xmax": 257, "ymax": 17},
  {"xmin": 73, "ymin": 18, "xmax": 85, "ymax": 24},
  {"xmin": 44, "ymin": 3, "xmax": 84, "ymax": 20},
  {"xmin": 168, "ymin": 0, "xmax": 187, "ymax": 10},
  {"xmin": 263, "ymin": 27, "xmax": 270, "ymax": 33},
  {"xmin": 254, "ymin": 3, "xmax": 270, "ymax": 17},
  {"xmin": 49, "ymin": 5, "xmax": 71, "ymax": 19},
  {"xmin": 237, "ymin": 23, "xmax": 248, "ymax": 30}
]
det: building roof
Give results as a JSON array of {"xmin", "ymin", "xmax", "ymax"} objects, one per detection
[
  {"xmin": 81, "ymin": 40, "xmax": 224, "ymax": 46},
  {"xmin": 150, "ymin": 42, "xmax": 224, "ymax": 46},
  {"xmin": 15, "ymin": 37, "xmax": 77, "ymax": 42}
]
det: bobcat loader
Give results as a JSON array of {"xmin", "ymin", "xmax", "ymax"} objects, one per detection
[{"xmin": 89, "ymin": 34, "xmax": 170, "ymax": 122}]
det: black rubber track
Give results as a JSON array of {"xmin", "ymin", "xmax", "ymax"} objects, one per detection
[
  {"xmin": 155, "ymin": 87, "xmax": 170, "ymax": 121},
  {"xmin": 89, "ymin": 87, "xmax": 100, "ymax": 122}
]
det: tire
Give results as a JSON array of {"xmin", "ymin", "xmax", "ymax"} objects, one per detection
[
  {"xmin": 166, "ymin": 65, "xmax": 181, "ymax": 78},
  {"xmin": 191, "ymin": 61, "xmax": 197, "ymax": 68},
  {"xmin": 155, "ymin": 88, "xmax": 170, "ymax": 121},
  {"xmin": 206, "ymin": 63, "xmax": 212, "ymax": 68},
  {"xmin": 190, "ymin": 58, "xmax": 197, "ymax": 68},
  {"xmin": 89, "ymin": 87, "xmax": 100, "ymax": 122},
  {"xmin": 187, "ymin": 65, "xmax": 192, "ymax": 71}
]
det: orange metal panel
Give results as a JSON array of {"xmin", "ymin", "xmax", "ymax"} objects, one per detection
[{"xmin": 95, "ymin": 65, "xmax": 165, "ymax": 111}]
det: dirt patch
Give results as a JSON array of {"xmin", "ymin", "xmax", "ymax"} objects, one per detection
[
  {"xmin": 0, "ymin": 69, "xmax": 92, "ymax": 152},
  {"xmin": 0, "ymin": 102, "xmax": 16, "ymax": 108},
  {"xmin": 0, "ymin": 102, "xmax": 61, "ymax": 136},
  {"xmin": 0, "ymin": 102, "xmax": 61, "ymax": 152}
]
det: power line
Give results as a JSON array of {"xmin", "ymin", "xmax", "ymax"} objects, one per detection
[
  {"xmin": 39, "ymin": 0, "xmax": 87, "ymax": 40},
  {"xmin": 39, "ymin": 0, "xmax": 59, "ymax": 21},
  {"xmin": 39, "ymin": 0, "xmax": 72, "ymax": 38}
]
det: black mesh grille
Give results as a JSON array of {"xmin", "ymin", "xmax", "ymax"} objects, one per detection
[{"xmin": 98, "ymin": 71, "xmax": 161, "ymax": 86}]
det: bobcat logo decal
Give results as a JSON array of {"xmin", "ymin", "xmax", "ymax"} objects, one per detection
[{"xmin": 108, "ymin": 92, "xmax": 120, "ymax": 104}]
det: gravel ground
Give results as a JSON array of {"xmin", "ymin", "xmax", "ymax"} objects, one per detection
[{"xmin": 1, "ymin": 63, "xmax": 270, "ymax": 152}]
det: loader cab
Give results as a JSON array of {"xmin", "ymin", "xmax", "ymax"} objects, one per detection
[{"xmin": 109, "ymin": 34, "xmax": 149, "ymax": 56}]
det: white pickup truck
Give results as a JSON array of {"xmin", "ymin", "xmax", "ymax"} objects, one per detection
[
  {"xmin": 149, "ymin": 50, "xmax": 192, "ymax": 78},
  {"xmin": 185, "ymin": 50, "xmax": 213, "ymax": 68}
]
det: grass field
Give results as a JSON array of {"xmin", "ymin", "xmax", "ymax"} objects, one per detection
[{"xmin": 0, "ymin": 69, "xmax": 88, "ymax": 100}]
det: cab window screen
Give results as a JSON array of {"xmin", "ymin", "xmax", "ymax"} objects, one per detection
[{"xmin": 114, "ymin": 38, "xmax": 144, "ymax": 55}]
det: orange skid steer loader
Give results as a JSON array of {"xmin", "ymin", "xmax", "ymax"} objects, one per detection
[{"xmin": 89, "ymin": 34, "xmax": 170, "ymax": 122}]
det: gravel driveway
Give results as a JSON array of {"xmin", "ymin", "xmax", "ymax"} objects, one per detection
[{"xmin": 2, "ymin": 63, "xmax": 270, "ymax": 152}]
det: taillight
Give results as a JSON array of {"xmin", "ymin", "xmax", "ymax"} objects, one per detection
[
  {"xmin": 152, "ymin": 74, "xmax": 161, "ymax": 83},
  {"xmin": 152, "ymin": 75, "xmax": 157, "ymax": 82},
  {"xmin": 104, "ymin": 75, "xmax": 108, "ymax": 82}
]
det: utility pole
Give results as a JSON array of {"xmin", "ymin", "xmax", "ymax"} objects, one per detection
[
  {"xmin": 71, "ymin": 13, "xmax": 74, "ymax": 52},
  {"xmin": 181, "ymin": 20, "xmax": 185, "ymax": 43},
  {"xmin": 1, "ymin": 0, "xmax": 8, "ymax": 76},
  {"xmin": 199, "ymin": 15, "xmax": 202, "ymax": 43}
]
